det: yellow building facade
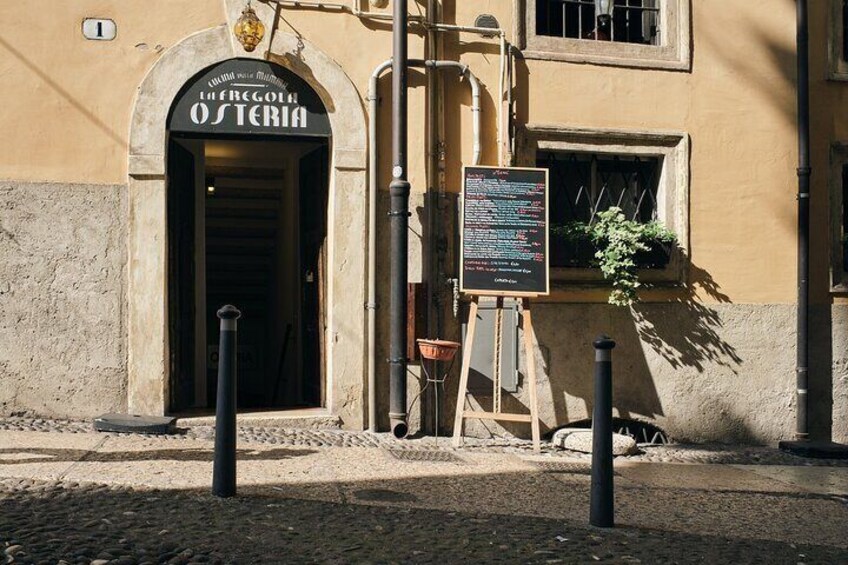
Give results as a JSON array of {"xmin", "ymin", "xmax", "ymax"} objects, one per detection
[{"xmin": 0, "ymin": 0, "xmax": 845, "ymax": 444}]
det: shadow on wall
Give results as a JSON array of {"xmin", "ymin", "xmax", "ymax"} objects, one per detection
[
  {"xmin": 531, "ymin": 299, "xmax": 663, "ymax": 431},
  {"xmin": 497, "ymin": 263, "xmax": 745, "ymax": 439},
  {"xmin": 632, "ymin": 264, "xmax": 742, "ymax": 374}
]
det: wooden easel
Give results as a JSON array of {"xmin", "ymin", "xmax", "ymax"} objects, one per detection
[{"xmin": 452, "ymin": 294, "xmax": 541, "ymax": 453}]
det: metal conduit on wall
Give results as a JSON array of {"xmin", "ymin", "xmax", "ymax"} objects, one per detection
[
  {"xmin": 367, "ymin": 58, "xmax": 483, "ymax": 432},
  {"xmin": 271, "ymin": 0, "xmax": 505, "ymax": 434}
]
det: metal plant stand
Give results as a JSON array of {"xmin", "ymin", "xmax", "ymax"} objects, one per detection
[{"xmin": 416, "ymin": 339, "xmax": 461, "ymax": 439}]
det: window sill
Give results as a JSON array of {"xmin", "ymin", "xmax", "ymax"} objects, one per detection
[
  {"xmin": 550, "ymin": 264, "xmax": 685, "ymax": 287},
  {"xmin": 830, "ymin": 281, "xmax": 848, "ymax": 294},
  {"xmin": 827, "ymin": 69, "xmax": 848, "ymax": 82},
  {"xmin": 521, "ymin": 46, "xmax": 690, "ymax": 72}
]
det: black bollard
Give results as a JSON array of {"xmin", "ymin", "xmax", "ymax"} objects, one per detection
[
  {"xmin": 590, "ymin": 335, "xmax": 616, "ymax": 528},
  {"xmin": 213, "ymin": 305, "xmax": 241, "ymax": 498}
]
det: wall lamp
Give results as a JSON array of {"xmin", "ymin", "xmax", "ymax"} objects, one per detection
[
  {"xmin": 595, "ymin": 0, "xmax": 614, "ymax": 41},
  {"xmin": 234, "ymin": 0, "xmax": 266, "ymax": 52}
]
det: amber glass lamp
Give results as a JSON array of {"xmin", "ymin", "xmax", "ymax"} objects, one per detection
[{"xmin": 234, "ymin": 1, "xmax": 266, "ymax": 52}]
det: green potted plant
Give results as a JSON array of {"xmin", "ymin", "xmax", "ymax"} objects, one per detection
[
  {"xmin": 551, "ymin": 207, "xmax": 678, "ymax": 305},
  {"xmin": 588, "ymin": 207, "xmax": 677, "ymax": 306}
]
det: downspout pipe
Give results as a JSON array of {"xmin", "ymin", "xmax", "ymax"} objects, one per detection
[
  {"xmin": 419, "ymin": 60, "xmax": 482, "ymax": 166},
  {"xmin": 367, "ymin": 59, "xmax": 393, "ymax": 433},
  {"xmin": 367, "ymin": 58, "xmax": 482, "ymax": 432},
  {"xmin": 795, "ymin": 0, "xmax": 810, "ymax": 441},
  {"xmin": 389, "ymin": 0, "xmax": 411, "ymax": 439},
  {"xmin": 425, "ymin": 0, "xmax": 440, "ymax": 437}
]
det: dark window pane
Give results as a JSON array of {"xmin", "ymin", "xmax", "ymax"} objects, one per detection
[
  {"xmin": 538, "ymin": 151, "xmax": 662, "ymax": 268},
  {"xmin": 536, "ymin": 0, "xmax": 659, "ymax": 45}
]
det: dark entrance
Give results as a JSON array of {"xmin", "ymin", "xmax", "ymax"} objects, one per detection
[
  {"xmin": 165, "ymin": 58, "xmax": 332, "ymax": 414},
  {"xmin": 167, "ymin": 137, "xmax": 329, "ymax": 412}
]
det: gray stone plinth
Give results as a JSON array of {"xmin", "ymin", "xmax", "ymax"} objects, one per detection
[{"xmin": 552, "ymin": 428, "xmax": 638, "ymax": 456}]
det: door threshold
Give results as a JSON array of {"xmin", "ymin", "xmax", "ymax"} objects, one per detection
[{"xmin": 174, "ymin": 407, "xmax": 341, "ymax": 430}]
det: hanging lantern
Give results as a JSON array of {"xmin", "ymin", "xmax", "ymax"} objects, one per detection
[
  {"xmin": 594, "ymin": 0, "xmax": 614, "ymax": 17},
  {"xmin": 594, "ymin": 0, "xmax": 614, "ymax": 41},
  {"xmin": 234, "ymin": 1, "xmax": 266, "ymax": 53}
]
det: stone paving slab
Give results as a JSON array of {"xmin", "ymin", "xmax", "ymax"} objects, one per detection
[
  {"xmin": 0, "ymin": 431, "xmax": 105, "ymax": 481},
  {"xmin": 735, "ymin": 464, "xmax": 848, "ymax": 495},
  {"xmin": 612, "ymin": 461, "xmax": 803, "ymax": 494},
  {"xmin": 61, "ymin": 434, "xmax": 319, "ymax": 491}
]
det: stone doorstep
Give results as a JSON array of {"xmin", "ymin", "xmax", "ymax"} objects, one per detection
[{"xmin": 174, "ymin": 408, "xmax": 342, "ymax": 430}]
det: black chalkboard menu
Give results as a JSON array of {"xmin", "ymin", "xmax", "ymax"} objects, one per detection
[{"xmin": 461, "ymin": 166, "xmax": 549, "ymax": 296}]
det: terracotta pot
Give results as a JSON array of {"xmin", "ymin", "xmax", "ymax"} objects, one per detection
[{"xmin": 416, "ymin": 339, "xmax": 461, "ymax": 361}]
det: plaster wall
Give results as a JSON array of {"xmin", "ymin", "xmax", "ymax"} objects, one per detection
[
  {"xmin": 0, "ymin": 1, "xmax": 845, "ymax": 441},
  {"xmin": 451, "ymin": 302, "xmax": 848, "ymax": 444},
  {"xmin": 0, "ymin": 0, "xmax": 827, "ymax": 305},
  {"xmin": 0, "ymin": 181, "xmax": 127, "ymax": 418},
  {"xmin": 0, "ymin": 0, "xmax": 223, "ymax": 184}
]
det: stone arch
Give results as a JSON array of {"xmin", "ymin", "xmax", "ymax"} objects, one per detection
[{"xmin": 127, "ymin": 24, "xmax": 368, "ymax": 427}]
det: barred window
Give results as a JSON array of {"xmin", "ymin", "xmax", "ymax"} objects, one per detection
[
  {"xmin": 540, "ymin": 151, "xmax": 660, "ymax": 225},
  {"xmin": 827, "ymin": 143, "xmax": 848, "ymax": 290},
  {"xmin": 844, "ymin": 0, "xmax": 848, "ymax": 62},
  {"xmin": 535, "ymin": 0, "xmax": 660, "ymax": 45},
  {"xmin": 538, "ymin": 151, "xmax": 662, "ymax": 268}
]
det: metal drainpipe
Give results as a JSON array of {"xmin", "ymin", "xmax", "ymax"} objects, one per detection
[
  {"xmin": 389, "ymin": 0, "xmax": 411, "ymax": 439},
  {"xmin": 795, "ymin": 0, "xmax": 810, "ymax": 441},
  {"xmin": 367, "ymin": 59, "xmax": 393, "ymax": 433},
  {"xmin": 368, "ymin": 58, "xmax": 482, "ymax": 434},
  {"xmin": 425, "ymin": 0, "xmax": 439, "ymax": 436},
  {"xmin": 422, "ymin": 61, "xmax": 481, "ymax": 165}
]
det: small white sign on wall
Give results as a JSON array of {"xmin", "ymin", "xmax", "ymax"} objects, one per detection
[{"xmin": 82, "ymin": 18, "xmax": 116, "ymax": 41}]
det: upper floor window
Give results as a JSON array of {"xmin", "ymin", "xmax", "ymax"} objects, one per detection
[
  {"xmin": 829, "ymin": 0, "xmax": 848, "ymax": 80},
  {"xmin": 518, "ymin": 0, "xmax": 690, "ymax": 71},
  {"xmin": 536, "ymin": 0, "xmax": 660, "ymax": 46}
]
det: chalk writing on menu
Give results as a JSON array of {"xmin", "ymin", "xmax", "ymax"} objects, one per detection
[{"xmin": 461, "ymin": 167, "xmax": 549, "ymax": 295}]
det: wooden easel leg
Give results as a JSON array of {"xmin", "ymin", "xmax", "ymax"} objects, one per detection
[
  {"xmin": 522, "ymin": 298, "xmax": 541, "ymax": 453},
  {"xmin": 453, "ymin": 297, "xmax": 479, "ymax": 448}
]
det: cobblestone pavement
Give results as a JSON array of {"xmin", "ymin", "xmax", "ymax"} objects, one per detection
[
  {"xmin": 2, "ymin": 477, "xmax": 847, "ymax": 565},
  {"xmin": 2, "ymin": 418, "xmax": 848, "ymax": 563},
  {"xmin": 1, "ymin": 417, "xmax": 846, "ymax": 466}
]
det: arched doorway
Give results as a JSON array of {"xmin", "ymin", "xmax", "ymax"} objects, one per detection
[
  {"xmin": 165, "ymin": 58, "xmax": 331, "ymax": 413},
  {"xmin": 127, "ymin": 26, "xmax": 368, "ymax": 427}
]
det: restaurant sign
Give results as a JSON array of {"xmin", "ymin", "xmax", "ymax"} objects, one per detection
[{"xmin": 168, "ymin": 59, "xmax": 331, "ymax": 137}]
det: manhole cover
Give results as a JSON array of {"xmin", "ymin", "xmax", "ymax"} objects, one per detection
[
  {"xmin": 353, "ymin": 489, "xmax": 419, "ymax": 503},
  {"xmin": 384, "ymin": 449, "xmax": 465, "ymax": 463}
]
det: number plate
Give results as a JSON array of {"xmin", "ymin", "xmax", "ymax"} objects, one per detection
[{"xmin": 82, "ymin": 18, "xmax": 116, "ymax": 41}]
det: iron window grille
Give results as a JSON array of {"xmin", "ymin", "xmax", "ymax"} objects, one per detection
[
  {"xmin": 538, "ymin": 151, "xmax": 662, "ymax": 267},
  {"xmin": 536, "ymin": 0, "xmax": 660, "ymax": 45}
]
